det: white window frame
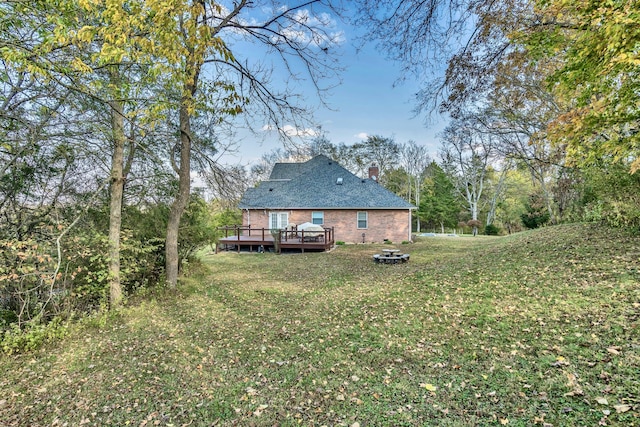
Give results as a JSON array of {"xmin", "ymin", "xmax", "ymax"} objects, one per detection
[
  {"xmin": 311, "ymin": 211, "xmax": 324, "ymax": 225},
  {"xmin": 357, "ymin": 211, "xmax": 368, "ymax": 229},
  {"xmin": 269, "ymin": 212, "xmax": 288, "ymax": 230}
]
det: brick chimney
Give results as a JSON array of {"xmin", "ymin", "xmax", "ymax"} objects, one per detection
[{"xmin": 368, "ymin": 165, "xmax": 379, "ymax": 182}]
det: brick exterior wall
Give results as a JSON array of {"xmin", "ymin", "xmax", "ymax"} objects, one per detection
[{"xmin": 242, "ymin": 209, "xmax": 412, "ymax": 244}]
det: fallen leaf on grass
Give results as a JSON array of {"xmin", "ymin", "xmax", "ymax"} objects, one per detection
[
  {"xmin": 420, "ymin": 383, "xmax": 437, "ymax": 392},
  {"xmin": 595, "ymin": 397, "xmax": 608, "ymax": 405},
  {"xmin": 500, "ymin": 418, "xmax": 509, "ymax": 425},
  {"xmin": 614, "ymin": 404, "xmax": 631, "ymax": 413},
  {"xmin": 253, "ymin": 404, "xmax": 268, "ymax": 417},
  {"xmin": 607, "ymin": 347, "xmax": 620, "ymax": 355}
]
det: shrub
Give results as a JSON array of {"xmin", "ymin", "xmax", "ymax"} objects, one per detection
[
  {"xmin": 1, "ymin": 316, "xmax": 69, "ymax": 354},
  {"xmin": 0, "ymin": 238, "xmax": 58, "ymax": 326},
  {"xmin": 521, "ymin": 193, "xmax": 550, "ymax": 229},
  {"xmin": 336, "ymin": 241, "xmax": 345, "ymax": 245},
  {"xmin": 484, "ymin": 224, "xmax": 501, "ymax": 236}
]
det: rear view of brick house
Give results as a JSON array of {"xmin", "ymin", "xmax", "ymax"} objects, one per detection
[{"xmin": 238, "ymin": 155, "xmax": 416, "ymax": 244}]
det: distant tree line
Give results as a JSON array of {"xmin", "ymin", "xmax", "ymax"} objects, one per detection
[{"xmin": 252, "ymin": 126, "xmax": 640, "ymax": 237}]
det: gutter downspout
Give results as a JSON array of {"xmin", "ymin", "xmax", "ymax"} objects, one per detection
[{"xmin": 408, "ymin": 209, "xmax": 412, "ymax": 242}]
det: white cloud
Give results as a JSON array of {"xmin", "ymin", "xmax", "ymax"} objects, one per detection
[
  {"xmin": 355, "ymin": 132, "xmax": 369, "ymax": 140},
  {"xmin": 262, "ymin": 124, "xmax": 318, "ymax": 138},
  {"xmin": 282, "ymin": 125, "xmax": 318, "ymax": 137},
  {"xmin": 269, "ymin": 9, "xmax": 345, "ymax": 48}
]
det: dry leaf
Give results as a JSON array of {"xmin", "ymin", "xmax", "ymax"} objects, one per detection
[
  {"xmin": 421, "ymin": 383, "xmax": 437, "ymax": 392},
  {"xmin": 614, "ymin": 404, "xmax": 631, "ymax": 413},
  {"xmin": 253, "ymin": 404, "xmax": 268, "ymax": 417},
  {"xmin": 607, "ymin": 347, "xmax": 620, "ymax": 355},
  {"xmin": 595, "ymin": 397, "xmax": 608, "ymax": 405}
]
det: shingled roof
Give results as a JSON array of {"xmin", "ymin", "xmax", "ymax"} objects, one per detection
[{"xmin": 238, "ymin": 155, "xmax": 416, "ymax": 210}]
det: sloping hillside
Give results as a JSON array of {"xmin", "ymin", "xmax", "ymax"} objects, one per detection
[{"xmin": 1, "ymin": 224, "xmax": 638, "ymax": 426}]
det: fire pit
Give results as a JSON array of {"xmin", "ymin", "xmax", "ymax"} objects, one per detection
[{"xmin": 373, "ymin": 248, "xmax": 410, "ymax": 264}]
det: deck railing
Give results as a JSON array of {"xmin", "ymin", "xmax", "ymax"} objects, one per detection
[
  {"xmin": 217, "ymin": 225, "xmax": 334, "ymax": 251},
  {"xmin": 219, "ymin": 225, "xmax": 269, "ymax": 241}
]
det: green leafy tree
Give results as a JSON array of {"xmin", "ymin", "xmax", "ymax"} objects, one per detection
[
  {"xmin": 419, "ymin": 162, "xmax": 459, "ymax": 233},
  {"xmin": 383, "ymin": 167, "xmax": 411, "ymax": 200},
  {"xmin": 495, "ymin": 166, "xmax": 532, "ymax": 234},
  {"xmin": 579, "ymin": 164, "xmax": 640, "ymax": 229},
  {"xmin": 521, "ymin": 0, "xmax": 640, "ymax": 173},
  {"xmin": 1, "ymin": 0, "xmax": 178, "ymax": 308}
]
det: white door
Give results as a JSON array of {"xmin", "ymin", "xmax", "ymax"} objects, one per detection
[{"xmin": 269, "ymin": 212, "xmax": 288, "ymax": 229}]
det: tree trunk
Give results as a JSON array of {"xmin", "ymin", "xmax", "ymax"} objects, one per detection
[
  {"xmin": 486, "ymin": 165, "xmax": 509, "ymax": 226},
  {"xmin": 108, "ymin": 98, "xmax": 125, "ymax": 308},
  {"xmin": 414, "ymin": 178, "xmax": 421, "ymax": 232},
  {"xmin": 166, "ymin": 95, "xmax": 193, "ymax": 288},
  {"xmin": 471, "ymin": 201, "xmax": 479, "ymax": 236},
  {"xmin": 540, "ymin": 180, "xmax": 557, "ymax": 225}
]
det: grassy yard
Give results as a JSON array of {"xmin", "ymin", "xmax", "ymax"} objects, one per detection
[{"xmin": 1, "ymin": 224, "xmax": 639, "ymax": 426}]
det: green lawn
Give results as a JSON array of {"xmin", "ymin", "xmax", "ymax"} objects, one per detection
[{"xmin": 1, "ymin": 224, "xmax": 638, "ymax": 426}]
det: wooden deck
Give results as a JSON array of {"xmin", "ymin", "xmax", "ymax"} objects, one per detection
[{"xmin": 217, "ymin": 226, "xmax": 334, "ymax": 253}]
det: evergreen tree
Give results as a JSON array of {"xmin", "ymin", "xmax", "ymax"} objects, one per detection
[{"xmin": 419, "ymin": 162, "xmax": 459, "ymax": 233}]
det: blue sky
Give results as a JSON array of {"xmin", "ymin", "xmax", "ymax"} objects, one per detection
[
  {"xmin": 316, "ymin": 41, "xmax": 444, "ymax": 147},
  {"xmin": 218, "ymin": 4, "xmax": 446, "ymax": 165}
]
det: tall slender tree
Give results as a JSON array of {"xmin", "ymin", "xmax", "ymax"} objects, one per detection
[
  {"xmin": 440, "ymin": 119, "xmax": 498, "ymax": 235},
  {"xmin": 156, "ymin": 1, "xmax": 343, "ymax": 287},
  {"xmin": 400, "ymin": 141, "xmax": 432, "ymax": 231}
]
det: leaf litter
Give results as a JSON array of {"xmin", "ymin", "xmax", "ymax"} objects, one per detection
[{"xmin": 0, "ymin": 224, "xmax": 638, "ymax": 426}]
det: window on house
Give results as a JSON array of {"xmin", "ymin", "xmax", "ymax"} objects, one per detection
[
  {"xmin": 357, "ymin": 211, "xmax": 368, "ymax": 229},
  {"xmin": 312, "ymin": 211, "xmax": 324, "ymax": 225},
  {"xmin": 269, "ymin": 212, "xmax": 288, "ymax": 229}
]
